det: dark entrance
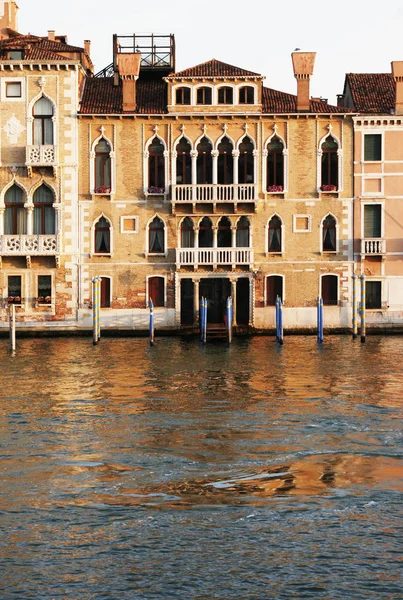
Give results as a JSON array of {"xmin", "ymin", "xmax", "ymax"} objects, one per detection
[
  {"xmin": 199, "ymin": 278, "xmax": 231, "ymax": 324},
  {"xmin": 181, "ymin": 279, "xmax": 194, "ymax": 325},
  {"xmin": 236, "ymin": 277, "xmax": 250, "ymax": 325}
]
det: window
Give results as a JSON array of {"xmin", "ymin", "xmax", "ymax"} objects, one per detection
[
  {"xmin": 217, "ymin": 216, "xmax": 232, "ymax": 248},
  {"xmin": 148, "ymin": 216, "xmax": 165, "ymax": 254},
  {"xmin": 267, "ymin": 137, "xmax": 284, "ymax": 191},
  {"xmin": 364, "ymin": 134, "xmax": 382, "ymax": 161},
  {"xmin": 239, "ymin": 86, "xmax": 254, "ymax": 104},
  {"xmin": 94, "ymin": 138, "xmax": 111, "ymax": 193},
  {"xmin": 176, "ymin": 138, "xmax": 192, "ymax": 184},
  {"xmin": 8, "ymin": 275, "xmax": 22, "ymax": 304},
  {"xmin": 218, "ymin": 136, "xmax": 234, "ymax": 185},
  {"xmin": 94, "ymin": 217, "xmax": 111, "ymax": 254},
  {"xmin": 366, "ymin": 281, "xmax": 381, "ymax": 309},
  {"xmin": 197, "ymin": 87, "xmax": 212, "ymax": 105},
  {"xmin": 268, "ymin": 216, "xmax": 282, "ymax": 252},
  {"xmin": 148, "ymin": 138, "xmax": 165, "ymax": 192},
  {"xmin": 321, "ymin": 136, "xmax": 338, "ymax": 190},
  {"xmin": 364, "ymin": 205, "xmax": 382, "ymax": 238},
  {"xmin": 148, "ymin": 276, "xmax": 165, "ymax": 307},
  {"xmin": 293, "ymin": 215, "xmax": 311, "ymax": 232},
  {"xmin": 100, "ymin": 277, "xmax": 111, "ymax": 308},
  {"xmin": 266, "ymin": 275, "xmax": 283, "ymax": 306},
  {"xmin": 218, "ymin": 86, "xmax": 233, "ymax": 104},
  {"xmin": 196, "ymin": 137, "xmax": 213, "ymax": 184},
  {"xmin": 33, "ymin": 185, "xmax": 55, "ymax": 235},
  {"xmin": 198, "ymin": 217, "xmax": 213, "ymax": 248},
  {"xmin": 8, "ymin": 50, "xmax": 23, "ymax": 60},
  {"xmin": 181, "ymin": 217, "xmax": 194, "ymax": 248},
  {"xmin": 236, "ymin": 216, "xmax": 250, "ymax": 247},
  {"xmin": 33, "ymin": 97, "xmax": 54, "ymax": 145},
  {"xmin": 121, "ymin": 216, "xmax": 138, "ymax": 233},
  {"xmin": 175, "ymin": 87, "xmax": 191, "ymax": 105},
  {"xmin": 37, "ymin": 275, "xmax": 52, "ymax": 305},
  {"xmin": 4, "ymin": 185, "xmax": 26, "ymax": 235},
  {"xmin": 322, "ymin": 275, "xmax": 338, "ymax": 306},
  {"xmin": 6, "ymin": 82, "xmax": 21, "ymax": 98},
  {"xmin": 238, "ymin": 136, "xmax": 254, "ymax": 184},
  {"xmin": 322, "ymin": 214, "xmax": 337, "ymax": 252}
]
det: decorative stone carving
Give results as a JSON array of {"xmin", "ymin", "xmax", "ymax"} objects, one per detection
[{"xmin": 3, "ymin": 114, "xmax": 26, "ymax": 144}]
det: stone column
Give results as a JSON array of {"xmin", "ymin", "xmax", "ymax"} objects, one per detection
[
  {"xmin": 232, "ymin": 149, "xmax": 240, "ymax": 186},
  {"xmin": 191, "ymin": 150, "xmax": 198, "ymax": 189},
  {"xmin": 25, "ymin": 204, "xmax": 33, "ymax": 235},
  {"xmin": 0, "ymin": 207, "xmax": 4, "ymax": 236}
]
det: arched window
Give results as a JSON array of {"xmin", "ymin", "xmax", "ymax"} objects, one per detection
[
  {"xmin": 239, "ymin": 86, "xmax": 254, "ymax": 104},
  {"xmin": 175, "ymin": 87, "xmax": 191, "ymax": 105},
  {"xmin": 33, "ymin": 97, "xmax": 54, "ymax": 145},
  {"xmin": 266, "ymin": 275, "xmax": 283, "ymax": 306},
  {"xmin": 95, "ymin": 138, "xmax": 111, "ymax": 193},
  {"xmin": 218, "ymin": 136, "xmax": 234, "ymax": 185},
  {"xmin": 197, "ymin": 87, "xmax": 212, "ymax": 105},
  {"xmin": 321, "ymin": 136, "xmax": 338, "ymax": 190},
  {"xmin": 148, "ymin": 216, "xmax": 165, "ymax": 254},
  {"xmin": 4, "ymin": 185, "xmax": 26, "ymax": 235},
  {"xmin": 176, "ymin": 138, "xmax": 192, "ymax": 185},
  {"xmin": 217, "ymin": 216, "xmax": 231, "ymax": 247},
  {"xmin": 148, "ymin": 276, "xmax": 165, "ymax": 307},
  {"xmin": 322, "ymin": 215, "xmax": 337, "ymax": 252},
  {"xmin": 238, "ymin": 136, "xmax": 254, "ymax": 184},
  {"xmin": 267, "ymin": 137, "xmax": 284, "ymax": 191},
  {"xmin": 218, "ymin": 86, "xmax": 233, "ymax": 104},
  {"xmin": 236, "ymin": 216, "xmax": 250, "ymax": 247},
  {"xmin": 33, "ymin": 185, "xmax": 55, "ymax": 235},
  {"xmin": 197, "ymin": 137, "xmax": 213, "ymax": 184},
  {"xmin": 199, "ymin": 217, "xmax": 213, "ymax": 248},
  {"xmin": 94, "ymin": 216, "xmax": 111, "ymax": 254},
  {"xmin": 268, "ymin": 215, "xmax": 282, "ymax": 253},
  {"xmin": 181, "ymin": 217, "xmax": 194, "ymax": 248},
  {"xmin": 148, "ymin": 138, "xmax": 165, "ymax": 192},
  {"xmin": 322, "ymin": 274, "xmax": 338, "ymax": 306}
]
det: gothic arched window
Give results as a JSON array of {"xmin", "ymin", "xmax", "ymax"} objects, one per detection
[
  {"xmin": 4, "ymin": 185, "xmax": 26, "ymax": 235},
  {"xmin": 94, "ymin": 216, "xmax": 111, "ymax": 254},
  {"xmin": 95, "ymin": 138, "xmax": 111, "ymax": 193},
  {"xmin": 33, "ymin": 97, "xmax": 54, "ymax": 145},
  {"xmin": 33, "ymin": 185, "xmax": 55, "ymax": 235}
]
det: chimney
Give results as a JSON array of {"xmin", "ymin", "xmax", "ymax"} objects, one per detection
[
  {"xmin": 291, "ymin": 51, "xmax": 316, "ymax": 112},
  {"xmin": 117, "ymin": 53, "xmax": 141, "ymax": 111},
  {"xmin": 47, "ymin": 30, "xmax": 55, "ymax": 41},
  {"xmin": 0, "ymin": 1, "xmax": 19, "ymax": 38},
  {"xmin": 84, "ymin": 39, "xmax": 91, "ymax": 56},
  {"xmin": 391, "ymin": 61, "xmax": 403, "ymax": 115}
]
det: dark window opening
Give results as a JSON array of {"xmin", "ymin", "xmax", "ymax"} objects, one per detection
[
  {"xmin": 364, "ymin": 134, "xmax": 382, "ymax": 161},
  {"xmin": 95, "ymin": 217, "xmax": 111, "ymax": 254},
  {"xmin": 33, "ymin": 97, "xmax": 54, "ymax": 145},
  {"xmin": 268, "ymin": 215, "xmax": 282, "ymax": 252},
  {"xmin": 176, "ymin": 138, "xmax": 192, "ymax": 184},
  {"xmin": 37, "ymin": 275, "xmax": 52, "ymax": 305},
  {"xmin": 322, "ymin": 214, "xmax": 337, "ymax": 251},
  {"xmin": 364, "ymin": 204, "xmax": 382, "ymax": 238},
  {"xmin": 266, "ymin": 276, "xmax": 283, "ymax": 306},
  {"xmin": 33, "ymin": 185, "xmax": 55, "ymax": 235},
  {"xmin": 148, "ymin": 138, "xmax": 165, "ymax": 191},
  {"xmin": 149, "ymin": 216, "xmax": 165, "ymax": 253},
  {"xmin": 95, "ymin": 138, "xmax": 111, "ymax": 192},
  {"xmin": 267, "ymin": 137, "xmax": 284, "ymax": 190},
  {"xmin": 366, "ymin": 281, "xmax": 382, "ymax": 309},
  {"xmin": 322, "ymin": 275, "xmax": 338, "ymax": 306},
  {"xmin": 239, "ymin": 86, "xmax": 254, "ymax": 104},
  {"xmin": 175, "ymin": 87, "xmax": 191, "ymax": 105},
  {"xmin": 100, "ymin": 277, "xmax": 111, "ymax": 308},
  {"xmin": 321, "ymin": 136, "xmax": 338, "ymax": 189},
  {"xmin": 8, "ymin": 50, "xmax": 23, "ymax": 60},
  {"xmin": 181, "ymin": 217, "xmax": 194, "ymax": 248},
  {"xmin": 238, "ymin": 136, "xmax": 254, "ymax": 184},
  {"xmin": 217, "ymin": 216, "xmax": 232, "ymax": 247},
  {"xmin": 8, "ymin": 275, "xmax": 22, "ymax": 304},
  {"xmin": 196, "ymin": 87, "xmax": 212, "ymax": 105},
  {"xmin": 218, "ymin": 136, "xmax": 234, "ymax": 185},
  {"xmin": 4, "ymin": 184, "xmax": 26, "ymax": 235},
  {"xmin": 196, "ymin": 137, "xmax": 212, "ymax": 184},
  {"xmin": 236, "ymin": 216, "xmax": 250, "ymax": 247},
  {"xmin": 149, "ymin": 277, "xmax": 164, "ymax": 308},
  {"xmin": 199, "ymin": 217, "xmax": 213, "ymax": 248},
  {"xmin": 218, "ymin": 86, "xmax": 233, "ymax": 104}
]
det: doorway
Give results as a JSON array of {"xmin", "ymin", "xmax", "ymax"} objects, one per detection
[
  {"xmin": 236, "ymin": 277, "xmax": 250, "ymax": 325},
  {"xmin": 199, "ymin": 278, "xmax": 231, "ymax": 324}
]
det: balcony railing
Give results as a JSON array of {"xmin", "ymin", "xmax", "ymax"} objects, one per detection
[
  {"xmin": 176, "ymin": 247, "xmax": 253, "ymax": 268},
  {"xmin": 361, "ymin": 238, "xmax": 386, "ymax": 255},
  {"xmin": 172, "ymin": 184, "xmax": 258, "ymax": 203},
  {"xmin": 26, "ymin": 145, "xmax": 57, "ymax": 167},
  {"xmin": 0, "ymin": 235, "xmax": 59, "ymax": 255}
]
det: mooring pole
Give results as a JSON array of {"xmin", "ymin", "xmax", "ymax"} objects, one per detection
[
  {"xmin": 9, "ymin": 303, "xmax": 16, "ymax": 353},
  {"xmin": 317, "ymin": 296, "xmax": 324, "ymax": 343},
  {"xmin": 275, "ymin": 296, "xmax": 279, "ymax": 341},
  {"xmin": 92, "ymin": 277, "xmax": 98, "ymax": 345},
  {"xmin": 96, "ymin": 276, "xmax": 101, "ymax": 342},
  {"xmin": 226, "ymin": 296, "xmax": 233, "ymax": 344},
  {"xmin": 360, "ymin": 274, "xmax": 366, "ymax": 343},
  {"xmin": 202, "ymin": 298, "xmax": 207, "ymax": 344},
  {"xmin": 352, "ymin": 274, "xmax": 358, "ymax": 339},
  {"xmin": 149, "ymin": 299, "xmax": 155, "ymax": 346},
  {"xmin": 278, "ymin": 299, "xmax": 284, "ymax": 345}
]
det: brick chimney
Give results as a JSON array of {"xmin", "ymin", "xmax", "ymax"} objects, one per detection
[
  {"xmin": 117, "ymin": 53, "xmax": 141, "ymax": 112},
  {"xmin": 291, "ymin": 51, "xmax": 316, "ymax": 112},
  {"xmin": 391, "ymin": 61, "xmax": 403, "ymax": 115},
  {"xmin": 0, "ymin": 1, "xmax": 19, "ymax": 39},
  {"xmin": 47, "ymin": 30, "xmax": 55, "ymax": 41},
  {"xmin": 84, "ymin": 40, "xmax": 91, "ymax": 56}
]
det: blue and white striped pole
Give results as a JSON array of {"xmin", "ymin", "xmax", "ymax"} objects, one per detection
[
  {"xmin": 317, "ymin": 296, "xmax": 324, "ymax": 342},
  {"xmin": 226, "ymin": 296, "xmax": 233, "ymax": 344},
  {"xmin": 202, "ymin": 297, "xmax": 207, "ymax": 344},
  {"xmin": 149, "ymin": 299, "xmax": 155, "ymax": 346},
  {"xmin": 275, "ymin": 296, "xmax": 279, "ymax": 341},
  {"xmin": 278, "ymin": 298, "xmax": 284, "ymax": 345},
  {"xmin": 352, "ymin": 274, "xmax": 358, "ymax": 339},
  {"xmin": 360, "ymin": 274, "xmax": 366, "ymax": 344}
]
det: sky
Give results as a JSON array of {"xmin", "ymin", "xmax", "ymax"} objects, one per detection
[{"xmin": 14, "ymin": 0, "xmax": 403, "ymax": 105}]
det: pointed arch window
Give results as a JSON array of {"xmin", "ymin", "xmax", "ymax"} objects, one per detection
[
  {"xmin": 176, "ymin": 138, "xmax": 192, "ymax": 185},
  {"xmin": 181, "ymin": 217, "xmax": 194, "ymax": 248},
  {"xmin": 267, "ymin": 137, "xmax": 284, "ymax": 191},
  {"xmin": 94, "ymin": 216, "xmax": 111, "ymax": 254},
  {"xmin": 217, "ymin": 216, "xmax": 232, "ymax": 247},
  {"xmin": 95, "ymin": 138, "xmax": 112, "ymax": 193},
  {"xmin": 238, "ymin": 136, "xmax": 254, "ymax": 184},
  {"xmin": 218, "ymin": 136, "xmax": 234, "ymax": 185},
  {"xmin": 199, "ymin": 217, "xmax": 213, "ymax": 248},
  {"xmin": 321, "ymin": 136, "xmax": 338, "ymax": 190},
  {"xmin": 268, "ymin": 216, "xmax": 282, "ymax": 253},
  {"xmin": 197, "ymin": 137, "xmax": 212, "ymax": 184},
  {"xmin": 149, "ymin": 216, "xmax": 165, "ymax": 254},
  {"xmin": 236, "ymin": 216, "xmax": 250, "ymax": 247},
  {"xmin": 33, "ymin": 185, "xmax": 55, "ymax": 235},
  {"xmin": 239, "ymin": 86, "xmax": 254, "ymax": 104},
  {"xmin": 4, "ymin": 185, "xmax": 26, "ymax": 235},
  {"xmin": 197, "ymin": 87, "xmax": 212, "ymax": 105},
  {"xmin": 148, "ymin": 138, "xmax": 165, "ymax": 192},
  {"xmin": 218, "ymin": 86, "xmax": 233, "ymax": 104},
  {"xmin": 33, "ymin": 97, "xmax": 54, "ymax": 145},
  {"xmin": 322, "ymin": 215, "xmax": 337, "ymax": 252},
  {"xmin": 175, "ymin": 87, "xmax": 191, "ymax": 105}
]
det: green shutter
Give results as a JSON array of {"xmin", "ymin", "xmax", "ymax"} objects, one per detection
[
  {"xmin": 364, "ymin": 134, "xmax": 382, "ymax": 161},
  {"xmin": 364, "ymin": 205, "xmax": 381, "ymax": 238}
]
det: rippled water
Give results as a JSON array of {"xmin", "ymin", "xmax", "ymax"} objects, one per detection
[{"xmin": 1, "ymin": 335, "xmax": 402, "ymax": 599}]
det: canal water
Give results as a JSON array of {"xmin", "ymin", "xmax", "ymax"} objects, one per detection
[{"xmin": 0, "ymin": 335, "xmax": 402, "ymax": 599}]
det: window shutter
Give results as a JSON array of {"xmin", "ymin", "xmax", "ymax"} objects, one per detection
[
  {"xmin": 364, "ymin": 205, "xmax": 381, "ymax": 238},
  {"xmin": 364, "ymin": 135, "xmax": 382, "ymax": 161}
]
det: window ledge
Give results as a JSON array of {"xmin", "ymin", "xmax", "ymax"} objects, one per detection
[
  {"xmin": 321, "ymin": 251, "xmax": 337, "ymax": 254},
  {"xmin": 265, "ymin": 191, "xmax": 285, "ymax": 198},
  {"xmin": 267, "ymin": 252, "xmax": 282, "ymax": 256},
  {"xmin": 91, "ymin": 253, "xmax": 112, "ymax": 258}
]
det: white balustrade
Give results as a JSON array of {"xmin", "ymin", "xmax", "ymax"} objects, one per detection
[
  {"xmin": 361, "ymin": 238, "xmax": 386, "ymax": 254},
  {"xmin": 176, "ymin": 247, "xmax": 253, "ymax": 267},
  {"xmin": 26, "ymin": 145, "xmax": 57, "ymax": 166},
  {"xmin": 172, "ymin": 184, "xmax": 257, "ymax": 202},
  {"xmin": 0, "ymin": 235, "xmax": 59, "ymax": 255}
]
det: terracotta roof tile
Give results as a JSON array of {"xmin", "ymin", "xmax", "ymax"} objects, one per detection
[
  {"xmin": 168, "ymin": 58, "xmax": 261, "ymax": 79},
  {"xmin": 0, "ymin": 34, "xmax": 86, "ymax": 61},
  {"xmin": 345, "ymin": 73, "xmax": 395, "ymax": 113},
  {"xmin": 136, "ymin": 78, "xmax": 167, "ymax": 114},
  {"xmin": 262, "ymin": 86, "xmax": 351, "ymax": 114},
  {"xmin": 80, "ymin": 77, "xmax": 122, "ymax": 114}
]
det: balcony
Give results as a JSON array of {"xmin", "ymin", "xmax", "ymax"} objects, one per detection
[
  {"xmin": 172, "ymin": 184, "xmax": 258, "ymax": 204},
  {"xmin": 176, "ymin": 247, "xmax": 254, "ymax": 269},
  {"xmin": 361, "ymin": 238, "xmax": 386, "ymax": 255},
  {"xmin": 26, "ymin": 145, "xmax": 57, "ymax": 175},
  {"xmin": 0, "ymin": 235, "xmax": 60, "ymax": 256}
]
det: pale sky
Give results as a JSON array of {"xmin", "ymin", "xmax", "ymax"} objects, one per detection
[{"xmin": 16, "ymin": 0, "xmax": 403, "ymax": 104}]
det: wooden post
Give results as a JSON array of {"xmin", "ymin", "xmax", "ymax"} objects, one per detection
[
  {"xmin": 360, "ymin": 274, "xmax": 366, "ymax": 343},
  {"xmin": 9, "ymin": 303, "xmax": 16, "ymax": 353},
  {"xmin": 352, "ymin": 274, "xmax": 358, "ymax": 339}
]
